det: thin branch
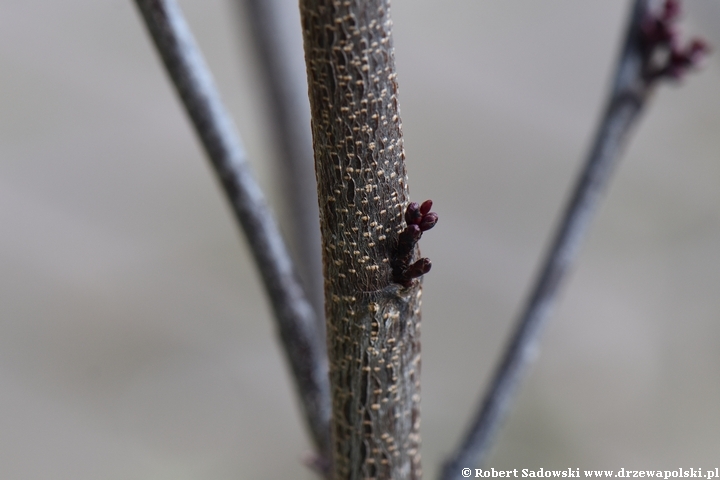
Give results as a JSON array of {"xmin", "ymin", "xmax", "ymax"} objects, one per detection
[
  {"xmin": 440, "ymin": 1, "xmax": 708, "ymax": 477},
  {"xmin": 132, "ymin": 0, "xmax": 331, "ymax": 460},
  {"xmin": 236, "ymin": 0, "xmax": 325, "ymax": 327}
]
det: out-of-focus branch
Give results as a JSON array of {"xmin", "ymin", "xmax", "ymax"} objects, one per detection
[
  {"xmin": 440, "ymin": 1, "xmax": 708, "ymax": 477},
  {"xmin": 132, "ymin": 0, "xmax": 331, "ymax": 460},
  {"xmin": 236, "ymin": 0, "xmax": 325, "ymax": 327}
]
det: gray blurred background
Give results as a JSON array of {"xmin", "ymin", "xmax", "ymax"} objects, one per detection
[{"xmin": 2, "ymin": 1, "xmax": 720, "ymax": 478}]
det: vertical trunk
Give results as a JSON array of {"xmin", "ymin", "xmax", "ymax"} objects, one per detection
[{"xmin": 299, "ymin": 1, "xmax": 422, "ymax": 478}]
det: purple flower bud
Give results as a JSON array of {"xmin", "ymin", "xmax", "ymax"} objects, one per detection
[
  {"xmin": 406, "ymin": 258, "xmax": 432, "ymax": 279},
  {"xmin": 393, "ymin": 200, "xmax": 437, "ymax": 286},
  {"xmin": 419, "ymin": 199, "xmax": 433, "ymax": 216},
  {"xmin": 662, "ymin": 0, "xmax": 680, "ymax": 22},
  {"xmin": 405, "ymin": 202, "xmax": 422, "ymax": 225},
  {"xmin": 408, "ymin": 223, "xmax": 422, "ymax": 240},
  {"xmin": 640, "ymin": 0, "xmax": 710, "ymax": 83},
  {"xmin": 419, "ymin": 212, "xmax": 438, "ymax": 231},
  {"xmin": 398, "ymin": 224, "xmax": 422, "ymax": 253},
  {"xmin": 688, "ymin": 39, "xmax": 710, "ymax": 62}
]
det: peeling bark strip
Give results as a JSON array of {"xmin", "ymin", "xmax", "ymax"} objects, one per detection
[{"xmin": 299, "ymin": 1, "xmax": 422, "ymax": 478}]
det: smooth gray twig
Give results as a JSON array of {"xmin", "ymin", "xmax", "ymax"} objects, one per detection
[
  {"xmin": 236, "ymin": 0, "xmax": 325, "ymax": 328},
  {"xmin": 133, "ymin": 0, "xmax": 331, "ymax": 459},
  {"xmin": 439, "ymin": 1, "xmax": 698, "ymax": 476}
]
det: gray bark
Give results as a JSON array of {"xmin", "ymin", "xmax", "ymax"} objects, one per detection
[{"xmin": 299, "ymin": 1, "xmax": 423, "ymax": 478}]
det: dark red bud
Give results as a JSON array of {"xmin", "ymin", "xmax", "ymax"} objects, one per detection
[
  {"xmin": 669, "ymin": 46, "xmax": 685, "ymax": 64},
  {"xmin": 398, "ymin": 224, "xmax": 422, "ymax": 248},
  {"xmin": 406, "ymin": 258, "xmax": 432, "ymax": 279},
  {"xmin": 688, "ymin": 39, "xmax": 709, "ymax": 60},
  {"xmin": 394, "ymin": 200, "xmax": 436, "ymax": 286},
  {"xmin": 419, "ymin": 199, "xmax": 433, "ymax": 216},
  {"xmin": 405, "ymin": 202, "xmax": 422, "ymax": 225},
  {"xmin": 664, "ymin": 38, "xmax": 710, "ymax": 79},
  {"xmin": 662, "ymin": 0, "xmax": 680, "ymax": 22},
  {"xmin": 419, "ymin": 212, "xmax": 438, "ymax": 231},
  {"xmin": 407, "ymin": 223, "xmax": 422, "ymax": 240}
]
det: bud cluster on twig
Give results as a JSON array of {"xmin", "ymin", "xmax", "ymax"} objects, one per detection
[
  {"xmin": 641, "ymin": 0, "xmax": 709, "ymax": 81},
  {"xmin": 392, "ymin": 200, "xmax": 438, "ymax": 287}
]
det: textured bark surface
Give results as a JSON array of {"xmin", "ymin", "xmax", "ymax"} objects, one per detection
[{"xmin": 299, "ymin": 0, "xmax": 422, "ymax": 478}]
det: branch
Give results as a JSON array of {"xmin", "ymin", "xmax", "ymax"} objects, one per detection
[
  {"xmin": 300, "ymin": 0, "xmax": 430, "ymax": 477},
  {"xmin": 440, "ymin": 1, "xmax": 708, "ymax": 477},
  {"xmin": 236, "ymin": 0, "xmax": 325, "ymax": 325},
  {"xmin": 132, "ymin": 0, "xmax": 331, "ymax": 461}
]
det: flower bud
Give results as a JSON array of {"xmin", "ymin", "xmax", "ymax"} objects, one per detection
[
  {"xmin": 419, "ymin": 199, "xmax": 433, "ymax": 216},
  {"xmin": 419, "ymin": 212, "xmax": 438, "ymax": 231},
  {"xmin": 405, "ymin": 202, "xmax": 421, "ymax": 225}
]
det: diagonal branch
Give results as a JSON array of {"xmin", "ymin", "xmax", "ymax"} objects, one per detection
[
  {"xmin": 440, "ymin": 1, "xmax": 708, "ymax": 477},
  {"xmin": 236, "ymin": 0, "xmax": 325, "ymax": 327},
  {"xmin": 132, "ymin": 0, "xmax": 331, "ymax": 460}
]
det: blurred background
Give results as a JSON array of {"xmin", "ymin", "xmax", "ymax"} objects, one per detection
[{"xmin": 2, "ymin": 0, "xmax": 720, "ymax": 478}]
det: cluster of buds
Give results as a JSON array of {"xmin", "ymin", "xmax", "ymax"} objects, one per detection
[
  {"xmin": 392, "ymin": 200, "xmax": 438, "ymax": 287},
  {"xmin": 641, "ymin": 0, "xmax": 709, "ymax": 81}
]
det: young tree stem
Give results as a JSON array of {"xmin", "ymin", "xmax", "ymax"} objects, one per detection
[{"xmin": 300, "ymin": 0, "xmax": 423, "ymax": 478}]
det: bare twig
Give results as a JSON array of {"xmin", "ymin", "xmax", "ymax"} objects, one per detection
[
  {"xmin": 440, "ymin": 1, "xmax": 708, "ymax": 477},
  {"xmin": 300, "ymin": 0, "xmax": 426, "ymax": 477},
  {"xmin": 132, "ymin": 0, "xmax": 331, "ymax": 460},
  {"xmin": 236, "ymin": 0, "xmax": 325, "ymax": 326}
]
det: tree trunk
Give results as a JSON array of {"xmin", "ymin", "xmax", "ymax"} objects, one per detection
[{"xmin": 299, "ymin": 1, "xmax": 422, "ymax": 478}]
